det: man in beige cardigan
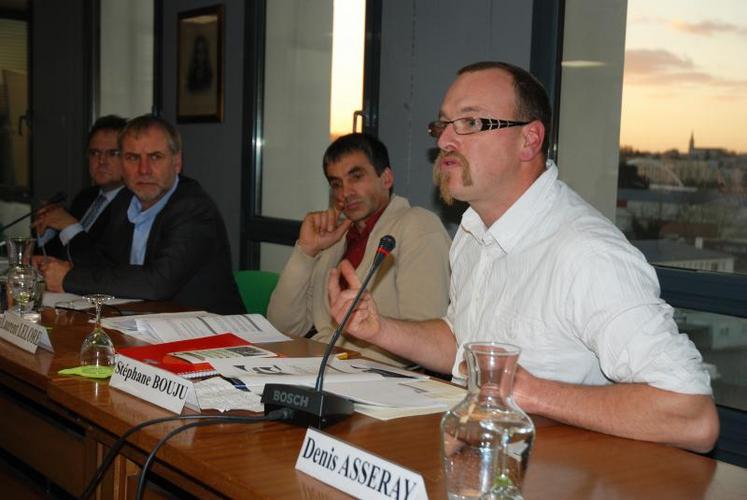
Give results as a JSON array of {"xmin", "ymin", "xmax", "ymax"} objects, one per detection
[{"xmin": 267, "ymin": 133, "xmax": 451, "ymax": 366}]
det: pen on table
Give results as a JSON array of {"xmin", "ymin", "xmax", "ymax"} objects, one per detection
[{"xmin": 222, "ymin": 376, "xmax": 251, "ymax": 392}]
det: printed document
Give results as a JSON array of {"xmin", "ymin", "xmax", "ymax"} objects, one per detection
[{"xmin": 101, "ymin": 312, "xmax": 290, "ymax": 344}]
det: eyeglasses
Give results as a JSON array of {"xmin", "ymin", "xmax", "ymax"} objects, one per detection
[
  {"xmin": 427, "ymin": 117, "xmax": 530, "ymax": 138},
  {"xmin": 88, "ymin": 149, "xmax": 121, "ymax": 160}
]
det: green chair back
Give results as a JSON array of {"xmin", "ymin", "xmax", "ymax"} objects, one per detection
[{"xmin": 234, "ymin": 270, "xmax": 280, "ymax": 315}]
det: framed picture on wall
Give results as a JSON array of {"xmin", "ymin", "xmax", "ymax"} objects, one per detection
[{"xmin": 176, "ymin": 5, "xmax": 224, "ymax": 123}]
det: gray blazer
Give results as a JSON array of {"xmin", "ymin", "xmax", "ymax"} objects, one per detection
[{"xmin": 64, "ymin": 176, "xmax": 245, "ymax": 314}]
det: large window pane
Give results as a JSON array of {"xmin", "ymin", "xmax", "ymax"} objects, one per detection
[
  {"xmin": 677, "ymin": 308, "xmax": 747, "ymax": 411},
  {"xmin": 0, "ymin": 17, "xmax": 28, "ymax": 193},
  {"xmin": 99, "ymin": 0, "xmax": 153, "ymax": 117},
  {"xmin": 559, "ymin": 0, "xmax": 747, "ymax": 413},
  {"xmin": 261, "ymin": 0, "xmax": 364, "ymax": 221},
  {"xmin": 617, "ymin": 1, "xmax": 747, "ymax": 276},
  {"xmin": 0, "ymin": 14, "xmax": 30, "ymax": 238}
]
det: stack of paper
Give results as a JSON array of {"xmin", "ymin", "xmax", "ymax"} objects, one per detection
[
  {"xmin": 102, "ymin": 312, "xmax": 290, "ymax": 344},
  {"xmin": 194, "ymin": 356, "xmax": 465, "ymax": 420}
]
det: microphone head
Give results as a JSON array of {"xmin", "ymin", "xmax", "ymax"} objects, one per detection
[
  {"xmin": 373, "ymin": 235, "xmax": 396, "ymax": 266},
  {"xmin": 379, "ymin": 235, "xmax": 396, "ymax": 254}
]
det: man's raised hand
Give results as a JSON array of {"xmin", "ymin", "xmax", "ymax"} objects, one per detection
[
  {"xmin": 328, "ymin": 259, "xmax": 382, "ymax": 341},
  {"xmin": 297, "ymin": 207, "xmax": 352, "ymax": 257}
]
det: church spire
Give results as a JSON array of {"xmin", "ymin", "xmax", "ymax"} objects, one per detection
[{"xmin": 689, "ymin": 131, "xmax": 695, "ymax": 158}]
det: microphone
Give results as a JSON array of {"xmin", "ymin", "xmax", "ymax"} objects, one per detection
[
  {"xmin": 262, "ymin": 235, "xmax": 396, "ymax": 428},
  {"xmin": 0, "ymin": 191, "xmax": 67, "ymax": 233}
]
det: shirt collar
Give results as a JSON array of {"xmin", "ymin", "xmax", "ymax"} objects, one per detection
[
  {"xmin": 99, "ymin": 185, "xmax": 125, "ymax": 202},
  {"xmin": 346, "ymin": 201, "xmax": 388, "ymax": 243},
  {"xmin": 127, "ymin": 176, "xmax": 180, "ymax": 224},
  {"xmin": 460, "ymin": 160, "xmax": 558, "ymax": 253}
]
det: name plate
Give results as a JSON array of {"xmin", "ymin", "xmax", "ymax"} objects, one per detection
[
  {"xmin": 0, "ymin": 312, "xmax": 54, "ymax": 354},
  {"xmin": 296, "ymin": 428, "xmax": 428, "ymax": 500},
  {"xmin": 110, "ymin": 355, "xmax": 196, "ymax": 414}
]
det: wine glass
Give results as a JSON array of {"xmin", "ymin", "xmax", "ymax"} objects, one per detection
[
  {"xmin": 80, "ymin": 294, "xmax": 116, "ymax": 374},
  {"xmin": 7, "ymin": 265, "xmax": 38, "ymax": 315}
]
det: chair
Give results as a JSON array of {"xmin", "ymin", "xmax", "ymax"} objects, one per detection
[{"xmin": 234, "ymin": 270, "xmax": 280, "ymax": 315}]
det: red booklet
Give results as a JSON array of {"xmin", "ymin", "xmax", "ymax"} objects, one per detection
[{"xmin": 117, "ymin": 333, "xmax": 259, "ymax": 379}]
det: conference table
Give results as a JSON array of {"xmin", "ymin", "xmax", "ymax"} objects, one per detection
[{"xmin": 0, "ymin": 304, "xmax": 744, "ymax": 499}]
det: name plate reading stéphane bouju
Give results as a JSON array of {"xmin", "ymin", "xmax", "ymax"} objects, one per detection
[
  {"xmin": 0, "ymin": 312, "xmax": 54, "ymax": 354},
  {"xmin": 296, "ymin": 428, "xmax": 428, "ymax": 500},
  {"xmin": 110, "ymin": 354, "xmax": 197, "ymax": 414}
]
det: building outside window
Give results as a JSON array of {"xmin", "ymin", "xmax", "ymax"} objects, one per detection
[{"xmin": 560, "ymin": 0, "xmax": 747, "ymax": 415}]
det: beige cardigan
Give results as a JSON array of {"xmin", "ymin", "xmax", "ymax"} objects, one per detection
[{"xmin": 267, "ymin": 195, "xmax": 451, "ymax": 366}]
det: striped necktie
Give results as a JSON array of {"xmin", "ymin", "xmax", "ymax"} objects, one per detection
[{"xmin": 79, "ymin": 194, "xmax": 107, "ymax": 231}]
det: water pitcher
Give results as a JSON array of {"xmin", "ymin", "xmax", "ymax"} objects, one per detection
[
  {"xmin": 3, "ymin": 237, "xmax": 41, "ymax": 315},
  {"xmin": 441, "ymin": 342, "xmax": 535, "ymax": 499}
]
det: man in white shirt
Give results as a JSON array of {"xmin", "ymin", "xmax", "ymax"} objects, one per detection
[
  {"xmin": 33, "ymin": 115, "xmax": 129, "ymax": 258},
  {"xmin": 328, "ymin": 61, "xmax": 719, "ymax": 453}
]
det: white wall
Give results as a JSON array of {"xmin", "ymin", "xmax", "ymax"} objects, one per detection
[
  {"xmin": 377, "ymin": 0, "xmax": 535, "ymax": 234},
  {"xmin": 162, "ymin": 0, "xmax": 245, "ymax": 268}
]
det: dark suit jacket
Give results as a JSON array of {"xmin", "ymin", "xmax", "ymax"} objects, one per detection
[
  {"xmin": 63, "ymin": 176, "xmax": 245, "ymax": 315},
  {"xmin": 40, "ymin": 186, "xmax": 129, "ymax": 259}
]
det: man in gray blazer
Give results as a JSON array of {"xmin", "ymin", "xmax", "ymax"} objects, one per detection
[{"xmin": 38, "ymin": 115, "xmax": 244, "ymax": 314}]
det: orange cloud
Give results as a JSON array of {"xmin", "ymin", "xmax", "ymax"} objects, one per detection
[
  {"xmin": 669, "ymin": 19, "xmax": 747, "ymax": 36},
  {"xmin": 624, "ymin": 49, "xmax": 747, "ymax": 89},
  {"xmin": 624, "ymin": 49, "xmax": 693, "ymax": 73}
]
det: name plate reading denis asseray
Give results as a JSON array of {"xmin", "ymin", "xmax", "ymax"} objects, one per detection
[
  {"xmin": 0, "ymin": 312, "xmax": 54, "ymax": 354},
  {"xmin": 295, "ymin": 428, "xmax": 428, "ymax": 500},
  {"xmin": 110, "ymin": 354, "xmax": 196, "ymax": 414}
]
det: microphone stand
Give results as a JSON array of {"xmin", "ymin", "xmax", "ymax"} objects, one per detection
[{"xmin": 262, "ymin": 235, "xmax": 395, "ymax": 429}]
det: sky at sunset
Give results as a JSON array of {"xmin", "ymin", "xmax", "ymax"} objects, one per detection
[{"xmin": 619, "ymin": 0, "xmax": 747, "ymax": 153}]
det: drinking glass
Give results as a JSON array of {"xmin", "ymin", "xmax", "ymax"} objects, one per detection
[
  {"xmin": 79, "ymin": 294, "xmax": 116, "ymax": 372},
  {"xmin": 7, "ymin": 265, "xmax": 38, "ymax": 315}
]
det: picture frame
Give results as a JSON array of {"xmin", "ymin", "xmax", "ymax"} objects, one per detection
[{"xmin": 176, "ymin": 5, "xmax": 224, "ymax": 123}]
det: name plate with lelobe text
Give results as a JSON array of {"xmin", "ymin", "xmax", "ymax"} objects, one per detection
[
  {"xmin": 0, "ymin": 312, "xmax": 54, "ymax": 354},
  {"xmin": 295, "ymin": 428, "xmax": 428, "ymax": 500}
]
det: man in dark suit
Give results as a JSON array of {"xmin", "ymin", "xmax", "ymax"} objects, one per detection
[
  {"xmin": 34, "ymin": 115, "xmax": 130, "ymax": 258},
  {"xmin": 37, "ymin": 115, "xmax": 244, "ymax": 315}
]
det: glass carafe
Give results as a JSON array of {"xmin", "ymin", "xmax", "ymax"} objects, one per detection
[
  {"xmin": 3, "ymin": 237, "xmax": 42, "ymax": 316},
  {"xmin": 441, "ymin": 342, "xmax": 535, "ymax": 500}
]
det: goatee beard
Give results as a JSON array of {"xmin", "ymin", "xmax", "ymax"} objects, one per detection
[{"xmin": 433, "ymin": 150, "xmax": 472, "ymax": 205}]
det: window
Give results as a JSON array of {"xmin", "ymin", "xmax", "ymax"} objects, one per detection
[
  {"xmin": 98, "ymin": 0, "xmax": 153, "ymax": 117},
  {"xmin": 618, "ymin": 0, "xmax": 747, "ymax": 277},
  {"xmin": 559, "ymin": 0, "xmax": 747, "ymax": 414},
  {"xmin": 244, "ymin": 0, "xmax": 368, "ymax": 271},
  {"xmin": 0, "ymin": 5, "xmax": 30, "ymax": 237},
  {"xmin": 618, "ymin": 1, "xmax": 747, "ymax": 412},
  {"xmin": 676, "ymin": 308, "xmax": 747, "ymax": 411}
]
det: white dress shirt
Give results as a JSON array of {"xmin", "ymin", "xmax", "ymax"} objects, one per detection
[
  {"xmin": 58, "ymin": 186, "xmax": 125, "ymax": 245},
  {"xmin": 445, "ymin": 161, "xmax": 712, "ymax": 395}
]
